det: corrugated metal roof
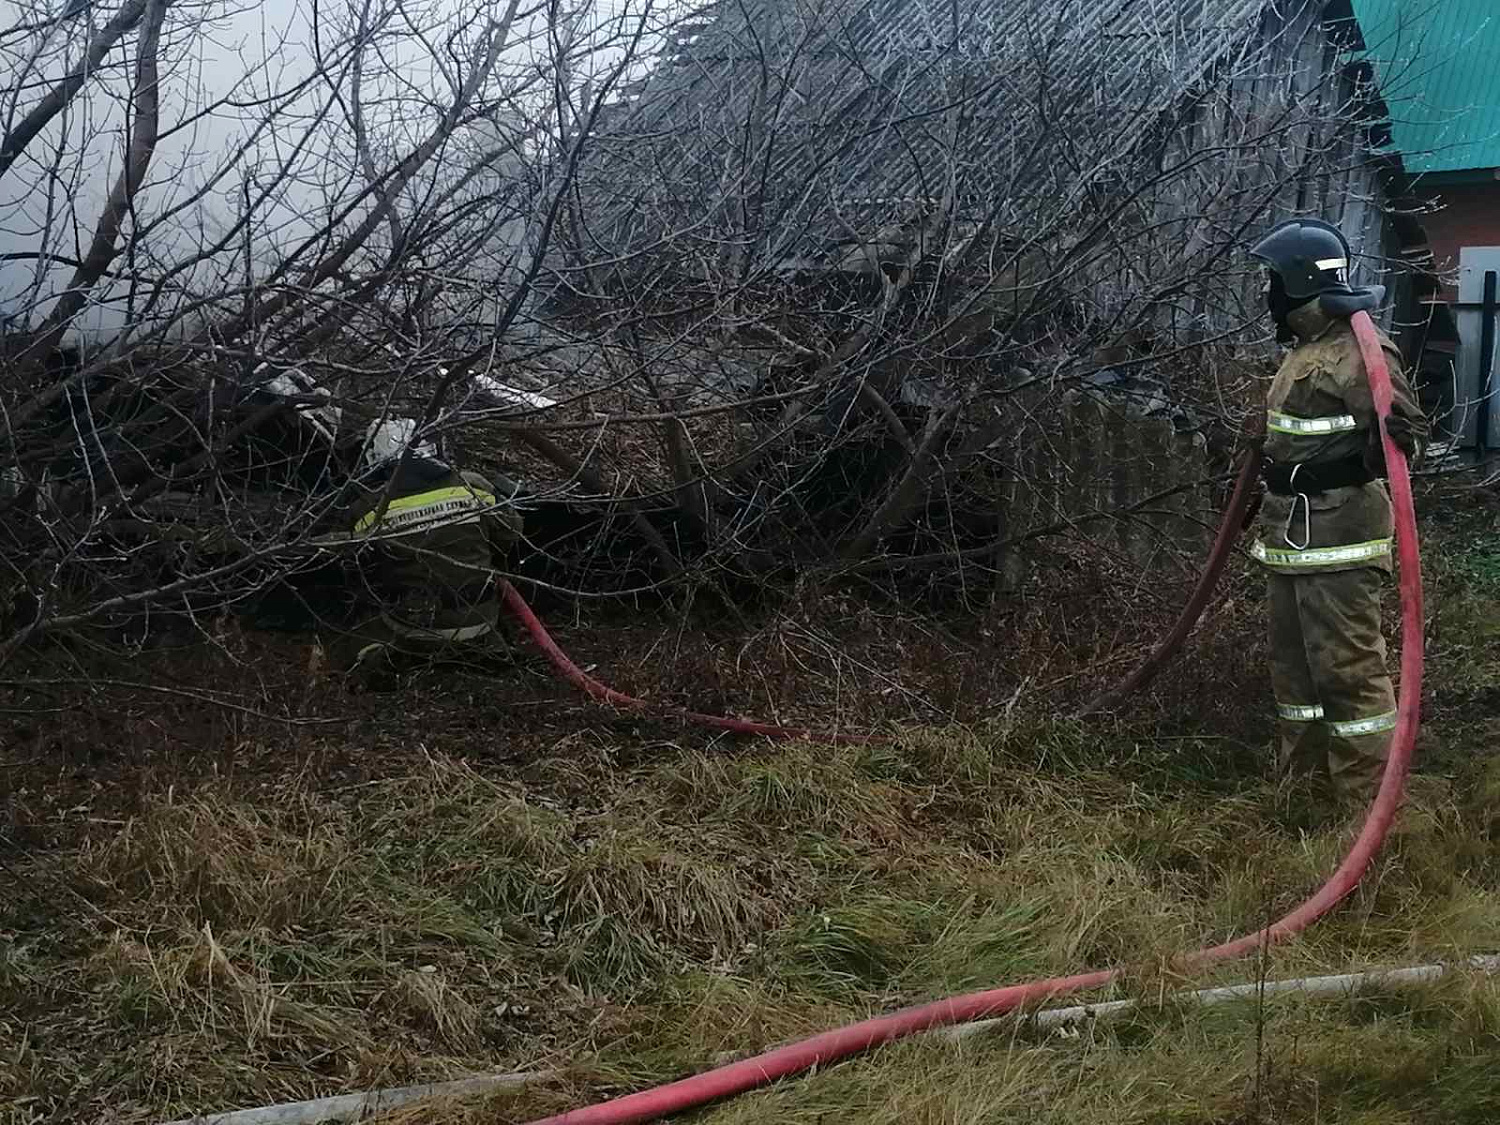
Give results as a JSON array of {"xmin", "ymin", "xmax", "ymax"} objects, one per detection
[
  {"xmin": 1350, "ymin": 0, "xmax": 1500, "ymax": 174},
  {"xmin": 586, "ymin": 0, "xmax": 1285, "ymax": 245}
]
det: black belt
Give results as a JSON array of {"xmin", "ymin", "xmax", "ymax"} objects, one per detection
[{"xmin": 1264, "ymin": 455, "xmax": 1376, "ymax": 496}]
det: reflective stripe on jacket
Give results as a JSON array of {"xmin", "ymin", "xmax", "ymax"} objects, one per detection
[
  {"xmin": 354, "ymin": 484, "xmax": 498, "ymax": 537},
  {"xmin": 1254, "ymin": 304, "xmax": 1426, "ymax": 575}
]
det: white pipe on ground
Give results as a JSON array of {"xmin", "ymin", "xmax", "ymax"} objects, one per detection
[
  {"xmin": 943, "ymin": 955, "xmax": 1500, "ymax": 1042},
  {"xmin": 158, "ymin": 1071, "xmax": 544, "ymax": 1125},
  {"xmin": 150, "ymin": 957, "xmax": 1500, "ymax": 1123}
]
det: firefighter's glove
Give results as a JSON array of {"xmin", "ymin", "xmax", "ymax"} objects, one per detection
[{"xmin": 1382, "ymin": 414, "xmax": 1421, "ymax": 460}]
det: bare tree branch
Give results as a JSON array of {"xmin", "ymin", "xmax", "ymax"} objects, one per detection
[{"xmin": 0, "ymin": 0, "xmax": 150, "ymax": 185}]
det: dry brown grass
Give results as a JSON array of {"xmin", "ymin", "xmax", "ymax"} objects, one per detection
[{"xmin": 3, "ymin": 483, "xmax": 1499, "ymax": 1124}]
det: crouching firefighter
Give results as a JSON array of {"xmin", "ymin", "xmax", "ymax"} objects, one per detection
[
  {"xmin": 1247, "ymin": 218, "xmax": 1428, "ymax": 800},
  {"xmin": 339, "ymin": 418, "xmax": 523, "ymax": 683}
]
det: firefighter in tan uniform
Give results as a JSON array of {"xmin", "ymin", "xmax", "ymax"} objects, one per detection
[
  {"xmin": 1248, "ymin": 219, "xmax": 1426, "ymax": 799},
  {"xmin": 341, "ymin": 418, "xmax": 523, "ymax": 681}
]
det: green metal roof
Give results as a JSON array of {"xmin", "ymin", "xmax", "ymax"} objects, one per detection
[{"xmin": 1350, "ymin": 0, "xmax": 1500, "ymax": 175}]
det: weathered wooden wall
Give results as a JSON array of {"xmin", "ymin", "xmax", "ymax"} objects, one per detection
[{"xmin": 990, "ymin": 380, "xmax": 1211, "ymax": 589}]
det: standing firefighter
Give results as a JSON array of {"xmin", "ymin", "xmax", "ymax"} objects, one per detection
[
  {"xmin": 1248, "ymin": 218, "xmax": 1427, "ymax": 799},
  {"xmin": 342, "ymin": 418, "xmax": 522, "ymax": 682}
]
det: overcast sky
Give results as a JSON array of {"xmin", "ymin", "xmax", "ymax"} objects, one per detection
[{"xmin": 0, "ymin": 0, "xmax": 668, "ymax": 342}]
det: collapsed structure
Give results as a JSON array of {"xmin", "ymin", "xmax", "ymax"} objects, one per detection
[{"xmin": 0, "ymin": 0, "xmax": 1464, "ymax": 646}]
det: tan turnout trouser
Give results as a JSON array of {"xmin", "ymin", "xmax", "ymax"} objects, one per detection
[
  {"xmin": 341, "ymin": 520, "xmax": 508, "ymax": 674},
  {"xmin": 1268, "ymin": 568, "xmax": 1396, "ymax": 798}
]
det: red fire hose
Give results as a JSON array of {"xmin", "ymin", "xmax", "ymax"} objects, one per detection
[
  {"xmin": 498, "ymin": 582, "xmax": 875, "ymax": 744},
  {"xmin": 503, "ymin": 310, "xmax": 1422, "ymax": 1125},
  {"xmin": 1078, "ymin": 423, "xmax": 1265, "ymax": 718}
]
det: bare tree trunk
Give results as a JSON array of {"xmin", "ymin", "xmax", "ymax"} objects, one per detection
[
  {"xmin": 856, "ymin": 379, "xmax": 915, "ymax": 454},
  {"xmin": 0, "ymin": 0, "xmax": 151, "ymax": 185},
  {"xmin": 838, "ymin": 400, "xmax": 962, "ymax": 561},
  {"xmin": 347, "ymin": 0, "xmax": 404, "ymax": 253},
  {"xmin": 29, "ymin": 0, "xmax": 169, "ymax": 355}
]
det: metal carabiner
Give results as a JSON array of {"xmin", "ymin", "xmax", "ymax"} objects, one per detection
[{"xmin": 1282, "ymin": 463, "xmax": 1311, "ymax": 550}]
